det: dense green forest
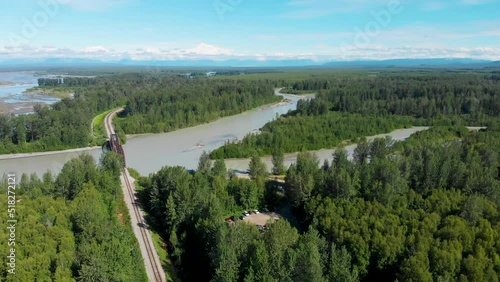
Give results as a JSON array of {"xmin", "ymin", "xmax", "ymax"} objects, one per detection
[
  {"xmin": 0, "ymin": 74, "xmax": 279, "ymax": 154},
  {"xmin": 2, "ymin": 69, "xmax": 500, "ymax": 281},
  {"xmin": 0, "ymin": 152, "xmax": 147, "ymax": 281},
  {"xmin": 117, "ymin": 78, "xmax": 279, "ymax": 134},
  {"xmin": 211, "ymin": 112, "xmax": 414, "ymax": 158},
  {"xmin": 37, "ymin": 77, "xmax": 98, "ymax": 87},
  {"xmin": 212, "ymin": 72, "xmax": 500, "ymax": 158},
  {"xmin": 137, "ymin": 125, "xmax": 500, "ymax": 281}
]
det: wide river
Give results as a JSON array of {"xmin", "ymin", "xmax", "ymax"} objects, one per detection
[
  {"xmin": 0, "ymin": 90, "xmax": 308, "ymax": 177},
  {"xmin": 0, "ymin": 72, "xmax": 61, "ymax": 115},
  {"xmin": 0, "ymin": 88, "xmax": 444, "ymax": 178}
]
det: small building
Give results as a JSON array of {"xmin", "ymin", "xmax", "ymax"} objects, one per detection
[
  {"xmin": 179, "ymin": 73, "xmax": 193, "ymax": 79},
  {"xmin": 206, "ymin": 71, "xmax": 217, "ymax": 77}
]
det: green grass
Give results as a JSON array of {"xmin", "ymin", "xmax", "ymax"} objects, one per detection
[
  {"xmin": 116, "ymin": 184, "xmax": 131, "ymax": 226},
  {"xmin": 90, "ymin": 110, "xmax": 112, "ymax": 147},
  {"xmin": 92, "ymin": 110, "xmax": 111, "ymax": 138},
  {"xmin": 24, "ymin": 86, "xmax": 74, "ymax": 98},
  {"xmin": 151, "ymin": 232, "xmax": 180, "ymax": 282},
  {"xmin": 127, "ymin": 167, "xmax": 142, "ymax": 180},
  {"xmin": 90, "ymin": 107, "xmax": 125, "ymax": 147},
  {"xmin": 92, "ymin": 107, "xmax": 124, "ymax": 138}
]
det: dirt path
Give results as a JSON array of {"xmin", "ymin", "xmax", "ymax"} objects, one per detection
[{"xmin": 0, "ymin": 146, "xmax": 101, "ymax": 160}]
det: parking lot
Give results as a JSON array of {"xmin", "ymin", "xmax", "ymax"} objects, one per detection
[{"xmin": 243, "ymin": 212, "xmax": 280, "ymax": 226}]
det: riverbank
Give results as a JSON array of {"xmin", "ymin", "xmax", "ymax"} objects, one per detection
[
  {"xmin": 124, "ymin": 94, "xmax": 290, "ymax": 140},
  {"xmin": 278, "ymin": 90, "xmax": 317, "ymax": 97},
  {"xmin": 275, "ymin": 87, "xmax": 316, "ymax": 98},
  {"xmin": 23, "ymin": 86, "xmax": 73, "ymax": 98},
  {"xmin": 0, "ymin": 99, "xmax": 34, "ymax": 115},
  {"xmin": 0, "ymin": 146, "xmax": 101, "ymax": 160},
  {"xmin": 225, "ymin": 126, "xmax": 487, "ymax": 174},
  {"xmin": 225, "ymin": 127, "xmax": 429, "ymax": 173},
  {"xmin": 0, "ymin": 92, "xmax": 289, "ymax": 161},
  {"xmin": 259, "ymin": 99, "xmax": 293, "ymax": 110}
]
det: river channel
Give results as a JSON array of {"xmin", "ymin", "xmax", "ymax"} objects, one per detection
[{"xmin": 0, "ymin": 85, "xmax": 445, "ymax": 178}]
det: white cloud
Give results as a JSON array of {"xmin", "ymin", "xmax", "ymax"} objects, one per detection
[
  {"xmin": 1, "ymin": 42, "xmax": 500, "ymax": 63},
  {"xmin": 317, "ymin": 44, "xmax": 500, "ymax": 61},
  {"xmin": 185, "ymin": 43, "xmax": 231, "ymax": 56},
  {"xmin": 83, "ymin": 46, "xmax": 109, "ymax": 53}
]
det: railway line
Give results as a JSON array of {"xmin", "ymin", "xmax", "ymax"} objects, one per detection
[
  {"xmin": 122, "ymin": 168, "xmax": 164, "ymax": 282},
  {"xmin": 104, "ymin": 108, "xmax": 166, "ymax": 282}
]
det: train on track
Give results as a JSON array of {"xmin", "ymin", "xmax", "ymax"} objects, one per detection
[{"xmin": 110, "ymin": 133, "xmax": 126, "ymax": 167}]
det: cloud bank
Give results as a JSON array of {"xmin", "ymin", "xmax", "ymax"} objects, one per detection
[{"xmin": 1, "ymin": 42, "xmax": 499, "ymax": 63}]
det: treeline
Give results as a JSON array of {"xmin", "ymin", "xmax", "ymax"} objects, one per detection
[
  {"xmin": 60, "ymin": 77, "xmax": 97, "ymax": 86},
  {"xmin": 37, "ymin": 78, "xmax": 63, "ymax": 86},
  {"xmin": 136, "ymin": 152, "xmax": 359, "ymax": 281},
  {"xmin": 299, "ymin": 126, "xmax": 500, "ymax": 281},
  {"xmin": 323, "ymin": 73, "xmax": 500, "ymax": 120},
  {"xmin": 289, "ymin": 78, "xmax": 331, "ymax": 91},
  {"xmin": 37, "ymin": 77, "xmax": 97, "ymax": 87},
  {"xmin": 213, "ymin": 72, "xmax": 500, "ymax": 158},
  {"xmin": 118, "ymin": 78, "xmax": 279, "ymax": 133},
  {"xmin": 141, "ymin": 126, "xmax": 500, "ymax": 281},
  {"xmin": 211, "ymin": 112, "xmax": 413, "ymax": 158},
  {"xmin": 1, "ymin": 74, "xmax": 132, "ymax": 153},
  {"xmin": 0, "ymin": 153, "xmax": 147, "ymax": 281},
  {"xmin": 0, "ymin": 101, "xmax": 99, "ymax": 153},
  {"xmin": 0, "ymin": 74, "xmax": 279, "ymax": 153}
]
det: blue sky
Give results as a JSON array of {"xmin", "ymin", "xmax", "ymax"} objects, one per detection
[{"xmin": 0, "ymin": 0, "xmax": 499, "ymax": 62}]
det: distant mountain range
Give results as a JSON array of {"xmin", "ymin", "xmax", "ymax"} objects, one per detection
[
  {"xmin": 322, "ymin": 58, "xmax": 493, "ymax": 68},
  {"xmin": 0, "ymin": 57, "xmax": 498, "ymax": 69}
]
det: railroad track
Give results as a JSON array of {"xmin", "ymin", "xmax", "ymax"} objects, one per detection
[
  {"xmin": 104, "ymin": 108, "xmax": 165, "ymax": 282},
  {"xmin": 122, "ymin": 169, "xmax": 164, "ymax": 282},
  {"xmin": 104, "ymin": 109, "xmax": 118, "ymax": 137}
]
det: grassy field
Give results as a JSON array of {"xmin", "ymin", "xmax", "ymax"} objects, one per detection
[
  {"xmin": 90, "ymin": 108, "xmax": 121, "ymax": 146},
  {"xmin": 24, "ymin": 86, "xmax": 74, "ymax": 98},
  {"xmin": 92, "ymin": 108, "xmax": 125, "ymax": 138}
]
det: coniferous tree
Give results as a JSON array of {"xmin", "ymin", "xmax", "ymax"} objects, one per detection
[{"xmin": 271, "ymin": 149, "xmax": 286, "ymax": 175}]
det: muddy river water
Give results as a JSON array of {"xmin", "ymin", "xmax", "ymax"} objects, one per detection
[{"xmin": 0, "ymin": 83, "xmax": 453, "ymax": 178}]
